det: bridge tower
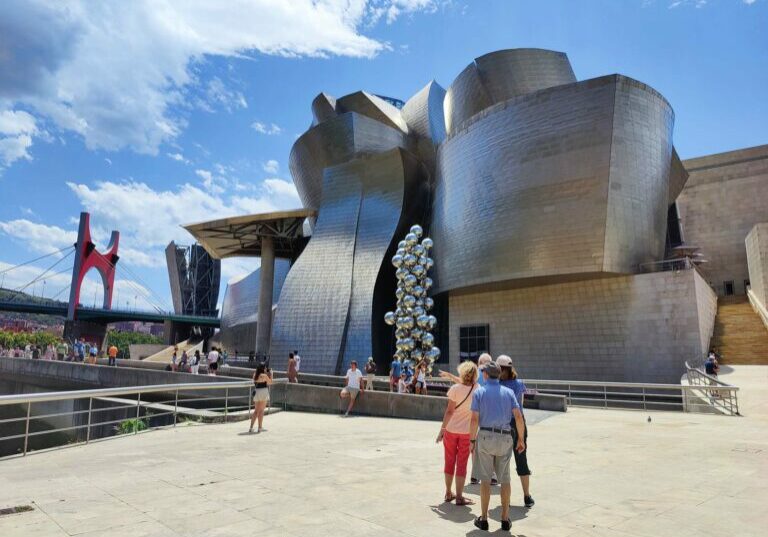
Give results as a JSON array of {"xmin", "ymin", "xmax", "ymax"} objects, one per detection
[{"xmin": 64, "ymin": 212, "xmax": 120, "ymax": 347}]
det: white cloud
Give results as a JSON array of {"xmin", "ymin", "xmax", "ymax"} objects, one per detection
[
  {"xmin": 199, "ymin": 77, "xmax": 248, "ymax": 113},
  {"xmin": 167, "ymin": 152, "xmax": 189, "ymax": 164},
  {"xmin": 251, "ymin": 121, "xmax": 282, "ymax": 135},
  {"xmin": 195, "ymin": 168, "xmax": 226, "ymax": 194},
  {"xmin": 0, "ymin": 109, "xmax": 37, "ymax": 166},
  {"xmin": 0, "ymin": 219, "xmax": 76, "ymax": 254},
  {"xmin": 0, "ymin": 1, "xmax": 435, "ymax": 162},
  {"xmin": 262, "ymin": 159, "xmax": 279, "ymax": 174},
  {"xmin": 263, "ymin": 178, "xmax": 300, "ymax": 202},
  {"xmin": 104, "ymin": 157, "xmax": 112, "ymax": 165}
]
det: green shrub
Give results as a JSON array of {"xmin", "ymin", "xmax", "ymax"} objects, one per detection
[{"xmin": 116, "ymin": 418, "xmax": 147, "ymax": 434}]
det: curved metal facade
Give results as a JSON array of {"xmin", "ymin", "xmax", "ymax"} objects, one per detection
[
  {"xmin": 432, "ymin": 74, "xmax": 674, "ymax": 293},
  {"xmin": 401, "ymin": 80, "xmax": 447, "ymax": 176},
  {"xmin": 271, "ymin": 148, "xmax": 426, "ymax": 374},
  {"xmin": 289, "ymin": 112, "xmax": 409, "ymax": 211},
  {"xmin": 444, "ymin": 49, "xmax": 576, "ymax": 135}
]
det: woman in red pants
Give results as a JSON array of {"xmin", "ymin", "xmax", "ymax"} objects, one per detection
[{"xmin": 436, "ymin": 360, "xmax": 478, "ymax": 505}]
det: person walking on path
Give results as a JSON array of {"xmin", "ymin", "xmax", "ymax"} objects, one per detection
[
  {"xmin": 249, "ymin": 362, "xmax": 273, "ymax": 433},
  {"xmin": 293, "ymin": 350, "xmax": 301, "ymax": 375},
  {"xmin": 340, "ymin": 360, "xmax": 364, "ymax": 417},
  {"xmin": 365, "ymin": 357, "xmax": 376, "ymax": 390},
  {"xmin": 207, "ymin": 347, "xmax": 219, "ymax": 376},
  {"xmin": 436, "ymin": 360, "xmax": 478, "ymax": 505},
  {"xmin": 74, "ymin": 338, "xmax": 85, "ymax": 362},
  {"xmin": 88, "ymin": 344, "xmax": 98, "ymax": 364},
  {"xmin": 389, "ymin": 356, "xmax": 401, "ymax": 392},
  {"xmin": 56, "ymin": 340, "xmax": 68, "ymax": 361},
  {"xmin": 191, "ymin": 350, "xmax": 201, "ymax": 375},
  {"xmin": 497, "ymin": 355, "xmax": 534, "ymax": 508},
  {"xmin": 469, "ymin": 361, "xmax": 526, "ymax": 532},
  {"xmin": 108, "ymin": 344, "xmax": 118, "ymax": 366},
  {"xmin": 179, "ymin": 350, "xmax": 189, "ymax": 372},
  {"xmin": 287, "ymin": 353, "xmax": 298, "ymax": 383}
]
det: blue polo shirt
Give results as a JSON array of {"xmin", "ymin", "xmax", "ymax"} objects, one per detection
[
  {"xmin": 501, "ymin": 379, "xmax": 526, "ymax": 414},
  {"xmin": 390, "ymin": 360, "xmax": 402, "ymax": 378},
  {"xmin": 471, "ymin": 379, "xmax": 519, "ymax": 429}
]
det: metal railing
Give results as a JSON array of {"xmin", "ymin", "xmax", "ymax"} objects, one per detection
[
  {"xmin": 524, "ymin": 377, "xmax": 739, "ymax": 416},
  {"xmin": 684, "ymin": 361, "xmax": 740, "ymax": 416},
  {"xmin": 0, "ymin": 380, "xmax": 253, "ymax": 459}
]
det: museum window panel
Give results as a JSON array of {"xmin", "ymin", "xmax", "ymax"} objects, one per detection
[{"xmin": 459, "ymin": 324, "xmax": 490, "ymax": 362}]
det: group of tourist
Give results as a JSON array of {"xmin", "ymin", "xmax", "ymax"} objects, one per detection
[
  {"xmin": 168, "ymin": 347, "xmax": 230, "ymax": 375},
  {"xmin": 0, "ymin": 338, "xmax": 119, "ymax": 365},
  {"xmin": 388, "ymin": 356, "xmax": 431, "ymax": 394},
  {"xmin": 437, "ymin": 353, "xmax": 533, "ymax": 531}
]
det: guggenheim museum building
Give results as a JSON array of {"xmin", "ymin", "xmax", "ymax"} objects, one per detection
[{"xmin": 185, "ymin": 48, "xmax": 768, "ymax": 384}]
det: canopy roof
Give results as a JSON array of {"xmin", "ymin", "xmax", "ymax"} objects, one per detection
[{"xmin": 183, "ymin": 209, "xmax": 315, "ymax": 259}]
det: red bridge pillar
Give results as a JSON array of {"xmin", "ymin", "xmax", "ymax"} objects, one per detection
[{"xmin": 67, "ymin": 212, "xmax": 120, "ymax": 320}]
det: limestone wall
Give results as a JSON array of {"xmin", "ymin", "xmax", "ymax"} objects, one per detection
[
  {"xmin": 448, "ymin": 269, "xmax": 716, "ymax": 384},
  {"xmin": 746, "ymin": 223, "xmax": 768, "ymax": 308},
  {"xmin": 677, "ymin": 145, "xmax": 768, "ymax": 296}
]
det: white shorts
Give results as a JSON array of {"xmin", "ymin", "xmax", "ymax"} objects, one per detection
[{"xmin": 253, "ymin": 388, "xmax": 270, "ymax": 403}]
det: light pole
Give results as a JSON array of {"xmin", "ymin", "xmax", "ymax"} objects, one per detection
[
  {"xmin": 42, "ymin": 280, "xmax": 46, "ymax": 302},
  {"xmin": 134, "ymin": 295, "xmax": 138, "ymax": 311}
]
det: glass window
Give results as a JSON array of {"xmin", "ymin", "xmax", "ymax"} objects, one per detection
[{"xmin": 459, "ymin": 324, "xmax": 490, "ymax": 363}]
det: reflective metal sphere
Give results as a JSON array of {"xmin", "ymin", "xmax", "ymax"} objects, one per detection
[
  {"xmin": 424, "ymin": 297, "xmax": 434, "ymax": 310},
  {"xmin": 405, "ymin": 233, "xmax": 418, "ymax": 246},
  {"xmin": 391, "ymin": 254, "xmax": 403, "ymax": 268},
  {"xmin": 424, "ymin": 257, "xmax": 434, "ymax": 270},
  {"xmin": 403, "ymin": 254, "xmax": 417, "ymax": 267},
  {"xmin": 396, "ymin": 267, "xmax": 409, "ymax": 280},
  {"xmin": 396, "ymin": 248, "xmax": 406, "ymax": 257},
  {"xmin": 395, "ymin": 317, "xmax": 410, "ymax": 329},
  {"xmin": 410, "ymin": 224, "xmax": 423, "ymax": 238},
  {"xmin": 427, "ymin": 315, "xmax": 437, "ymax": 329},
  {"xmin": 403, "ymin": 295, "xmax": 416, "ymax": 308},
  {"xmin": 395, "ymin": 287, "xmax": 406, "ymax": 300},
  {"xmin": 403, "ymin": 274, "xmax": 418, "ymax": 288},
  {"xmin": 403, "ymin": 317, "xmax": 415, "ymax": 330},
  {"xmin": 423, "ymin": 277, "xmax": 433, "ymax": 290},
  {"xmin": 413, "ymin": 306, "xmax": 426, "ymax": 318},
  {"xmin": 411, "ymin": 264, "xmax": 426, "ymax": 278},
  {"xmin": 427, "ymin": 347, "xmax": 441, "ymax": 360},
  {"xmin": 398, "ymin": 240, "xmax": 407, "ymax": 250},
  {"xmin": 411, "ymin": 348, "xmax": 423, "ymax": 360},
  {"xmin": 395, "ymin": 328, "xmax": 407, "ymax": 339},
  {"xmin": 421, "ymin": 237, "xmax": 433, "ymax": 250},
  {"xmin": 384, "ymin": 311, "xmax": 396, "ymax": 326},
  {"xmin": 412, "ymin": 244, "xmax": 425, "ymax": 257},
  {"xmin": 402, "ymin": 337, "xmax": 415, "ymax": 350},
  {"xmin": 422, "ymin": 333, "xmax": 435, "ymax": 347},
  {"xmin": 417, "ymin": 314, "xmax": 430, "ymax": 329},
  {"xmin": 411, "ymin": 285, "xmax": 425, "ymax": 298}
]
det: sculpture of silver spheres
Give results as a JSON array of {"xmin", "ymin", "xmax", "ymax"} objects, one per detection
[{"xmin": 384, "ymin": 225, "xmax": 440, "ymax": 372}]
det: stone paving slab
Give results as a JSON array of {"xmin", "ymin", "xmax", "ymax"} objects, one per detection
[{"xmin": 1, "ymin": 367, "xmax": 767, "ymax": 536}]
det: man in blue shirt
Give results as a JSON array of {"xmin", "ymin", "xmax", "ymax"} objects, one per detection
[
  {"xmin": 74, "ymin": 339, "xmax": 85, "ymax": 362},
  {"xmin": 469, "ymin": 361, "xmax": 525, "ymax": 532},
  {"xmin": 389, "ymin": 356, "xmax": 402, "ymax": 392}
]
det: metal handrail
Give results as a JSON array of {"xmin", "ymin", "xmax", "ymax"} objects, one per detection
[
  {"xmin": 0, "ymin": 380, "xmax": 254, "ymax": 459},
  {"xmin": 0, "ymin": 381, "xmax": 252, "ymax": 406}
]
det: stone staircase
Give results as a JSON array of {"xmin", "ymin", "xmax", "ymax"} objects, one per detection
[{"xmin": 711, "ymin": 296, "xmax": 768, "ymax": 364}]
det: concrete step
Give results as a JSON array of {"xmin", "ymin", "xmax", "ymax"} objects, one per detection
[{"xmin": 711, "ymin": 299, "xmax": 768, "ymax": 365}]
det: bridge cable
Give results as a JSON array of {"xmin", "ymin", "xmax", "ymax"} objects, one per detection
[
  {"xmin": 0, "ymin": 246, "xmax": 74, "ymax": 277},
  {"xmin": 8, "ymin": 251, "xmax": 75, "ymax": 301},
  {"xmin": 90, "ymin": 249, "xmax": 173, "ymax": 313}
]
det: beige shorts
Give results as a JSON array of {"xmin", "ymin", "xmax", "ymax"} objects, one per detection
[
  {"xmin": 475, "ymin": 429, "xmax": 515, "ymax": 484},
  {"xmin": 342, "ymin": 387, "xmax": 360, "ymax": 399},
  {"xmin": 253, "ymin": 388, "xmax": 270, "ymax": 403}
]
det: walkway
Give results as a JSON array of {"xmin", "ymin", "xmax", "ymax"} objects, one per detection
[{"xmin": 1, "ymin": 368, "xmax": 767, "ymax": 536}]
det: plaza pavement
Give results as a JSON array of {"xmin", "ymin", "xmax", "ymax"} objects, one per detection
[{"xmin": 0, "ymin": 366, "xmax": 766, "ymax": 537}]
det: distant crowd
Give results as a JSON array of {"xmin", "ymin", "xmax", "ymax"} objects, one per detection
[{"xmin": 0, "ymin": 338, "xmax": 120, "ymax": 365}]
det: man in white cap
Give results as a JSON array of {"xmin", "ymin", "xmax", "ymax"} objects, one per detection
[{"xmin": 365, "ymin": 357, "xmax": 376, "ymax": 390}]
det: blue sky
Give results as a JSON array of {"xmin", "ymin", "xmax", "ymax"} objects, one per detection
[{"xmin": 0, "ymin": 0, "xmax": 765, "ymax": 311}]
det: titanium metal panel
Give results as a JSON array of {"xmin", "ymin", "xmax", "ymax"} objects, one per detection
[
  {"xmin": 269, "ymin": 171, "xmax": 362, "ymax": 373},
  {"xmin": 336, "ymin": 91, "xmax": 409, "ymax": 133},
  {"xmin": 603, "ymin": 77, "xmax": 674, "ymax": 272},
  {"xmin": 289, "ymin": 112, "xmax": 409, "ymax": 210},
  {"xmin": 444, "ymin": 49, "xmax": 576, "ymax": 135},
  {"xmin": 402, "ymin": 80, "xmax": 447, "ymax": 176},
  {"xmin": 432, "ymin": 75, "xmax": 674, "ymax": 293},
  {"xmin": 220, "ymin": 259, "xmax": 291, "ymax": 329},
  {"xmin": 340, "ymin": 149, "xmax": 424, "ymax": 371},
  {"xmin": 668, "ymin": 147, "xmax": 688, "ymax": 205},
  {"xmin": 311, "ymin": 92, "xmax": 337, "ymax": 126}
]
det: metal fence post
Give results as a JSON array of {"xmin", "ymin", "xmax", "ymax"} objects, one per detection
[
  {"xmin": 23, "ymin": 401, "xmax": 31, "ymax": 456},
  {"xmin": 224, "ymin": 388, "xmax": 229, "ymax": 423},
  {"xmin": 86, "ymin": 397, "xmax": 93, "ymax": 443},
  {"xmin": 135, "ymin": 392, "xmax": 141, "ymax": 434},
  {"xmin": 604, "ymin": 385, "xmax": 608, "ymax": 408},
  {"xmin": 642, "ymin": 387, "xmax": 647, "ymax": 411},
  {"xmin": 174, "ymin": 389, "xmax": 178, "ymax": 427}
]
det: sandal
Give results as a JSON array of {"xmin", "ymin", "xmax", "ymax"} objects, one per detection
[
  {"xmin": 455, "ymin": 496, "xmax": 475, "ymax": 506},
  {"xmin": 443, "ymin": 493, "xmax": 456, "ymax": 503}
]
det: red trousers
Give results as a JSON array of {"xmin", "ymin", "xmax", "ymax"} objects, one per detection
[{"xmin": 443, "ymin": 430, "xmax": 471, "ymax": 477}]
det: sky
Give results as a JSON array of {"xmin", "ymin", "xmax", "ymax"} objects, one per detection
[{"xmin": 0, "ymin": 0, "xmax": 766, "ymax": 312}]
